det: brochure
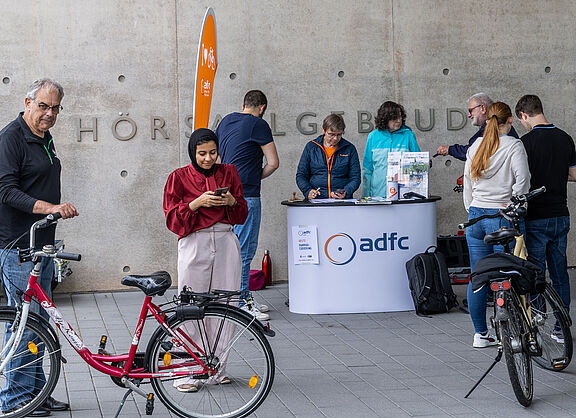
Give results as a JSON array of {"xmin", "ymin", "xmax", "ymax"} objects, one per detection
[
  {"xmin": 399, "ymin": 152, "xmax": 429, "ymax": 198},
  {"xmin": 386, "ymin": 151, "xmax": 402, "ymax": 182}
]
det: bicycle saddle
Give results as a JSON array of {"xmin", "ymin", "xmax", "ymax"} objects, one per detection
[
  {"xmin": 121, "ymin": 271, "xmax": 172, "ymax": 296},
  {"xmin": 483, "ymin": 228, "xmax": 520, "ymax": 246}
]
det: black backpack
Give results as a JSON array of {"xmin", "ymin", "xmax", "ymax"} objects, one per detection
[{"xmin": 406, "ymin": 246, "xmax": 459, "ymax": 316}]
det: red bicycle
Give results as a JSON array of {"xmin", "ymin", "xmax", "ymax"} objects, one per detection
[{"xmin": 0, "ymin": 214, "xmax": 275, "ymax": 418}]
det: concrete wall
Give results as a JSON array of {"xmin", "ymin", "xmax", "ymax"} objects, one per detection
[{"xmin": 1, "ymin": 1, "xmax": 574, "ymax": 292}]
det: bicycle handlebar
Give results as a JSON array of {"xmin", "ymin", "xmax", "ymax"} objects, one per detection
[
  {"xmin": 33, "ymin": 212, "xmax": 62, "ymax": 230},
  {"xmin": 25, "ymin": 213, "xmax": 82, "ymax": 262},
  {"xmin": 511, "ymin": 186, "xmax": 546, "ymax": 203},
  {"xmin": 56, "ymin": 252, "xmax": 82, "ymax": 262},
  {"xmin": 458, "ymin": 187, "xmax": 546, "ymax": 230}
]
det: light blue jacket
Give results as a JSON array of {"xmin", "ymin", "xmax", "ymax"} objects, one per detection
[{"xmin": 362, "ymin": 125, "xmax": 420, "ymax": 197}]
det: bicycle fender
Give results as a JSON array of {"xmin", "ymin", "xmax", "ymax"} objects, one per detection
[
  {"xmin": 0, "ymin": 305, "xmax": 61, "ymax": 351},
  {"xmin": 207, "ymin": 303, "xmax": 276, "ymax": 338},
  {"xmin": 494, "ymin": 298, "xmax": 509, "ymax": 321}
]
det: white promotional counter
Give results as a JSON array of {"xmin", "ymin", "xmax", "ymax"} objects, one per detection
[{"xmin": 282, "ymin": 197, "xmax": 440, "ymax": 314}]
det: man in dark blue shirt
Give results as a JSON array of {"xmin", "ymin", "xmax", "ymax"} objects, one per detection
[
  {"xmin": 216, "ymin": 90, "xmax": 279, "ymax": 321},
  {"xmin": 515, "ymin": 95, "xmax": 576, "ymax": 331},
  {"xmin": 436, "ymin": 93, "xmax": 518, "ymax": 160},
  {"xmin": 0, "ymin": 79, "xmax": 77, "ymax": 415}
]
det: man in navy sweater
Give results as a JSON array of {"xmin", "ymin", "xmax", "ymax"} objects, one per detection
[{"xmin": 436, "ymin": 93, "xmax": 518, "ymax": 160}]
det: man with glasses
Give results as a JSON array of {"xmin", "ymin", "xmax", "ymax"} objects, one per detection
[
  {"xmin": 0, "ymin": 79, "xmax": 78, "ymax": 416},
  {"xmin": 436, "ymin": 93, "xmax": 519, "ymax": 160},
  {"xmin": 216, "ymin": 90, "xmax": 279, "ymax": 321}
]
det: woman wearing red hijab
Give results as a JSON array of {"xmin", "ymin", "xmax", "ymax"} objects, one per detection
[{"xmin": 163, "ymin": 128, "xmax": 248, "ymax": 392}]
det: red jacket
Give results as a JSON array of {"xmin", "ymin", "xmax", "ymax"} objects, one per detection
[{"xmin": 163, "ymin": 164, "xmax": 248, "ymax": 239}]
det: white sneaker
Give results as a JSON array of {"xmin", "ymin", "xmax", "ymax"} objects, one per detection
[
  {"xmin": 551, "ymin": 329, "xmax": 565, "ymax": 344},
  {"xmin": 241, "ymin": 304, "xmax": 270, "ymax": 321},
  {"xmin": 243, "ymin": 295, "xmax": 269, "ymax": 313},
  {"xmin": 252, "ymin": 299, "xmax": 269, "ymax": 313},
  {"xmin": 473, "ymin": 332, "xmax": 498, "ymax": 348}
]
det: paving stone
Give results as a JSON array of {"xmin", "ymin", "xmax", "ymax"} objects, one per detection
[{"xmin": 38, "ymin": 281, "xmax": 576, "ymax": 417}]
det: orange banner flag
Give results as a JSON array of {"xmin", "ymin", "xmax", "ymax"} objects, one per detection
[{"xmin": 193, "ymin": 8, "xmax": 217, "ymax": 130}]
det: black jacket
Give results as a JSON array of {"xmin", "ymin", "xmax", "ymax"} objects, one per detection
[
  {"xmin": 0, "ymin": 113, "xmax": 61, "ymax": 248},
  {"xmin": 471, "ymin": 252, "xmax": 545, "ymax": 294}
]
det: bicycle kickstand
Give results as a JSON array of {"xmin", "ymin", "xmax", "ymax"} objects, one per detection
[
  {"xmin": 464, "ymin": 346, "xmax": 503, "ymax": 399},
  {"xmin": 113, "ymin": 377, "xmax": 155, "ymax": 417}
]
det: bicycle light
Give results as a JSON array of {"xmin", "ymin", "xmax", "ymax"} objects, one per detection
[
  {"xmin": 490, "ymin": 281, "xmax": 511, "ymax": 291},
  {"xmin": 249, "ymin": 375, "xmax": 258, "ymax": 389},
  {"xmin": 163, "ymin": 352, "xmax": 172, "ymax": 367},
  {"xmin": 28, "ymin": 342, "xmax": 38, "ymax": 355}
]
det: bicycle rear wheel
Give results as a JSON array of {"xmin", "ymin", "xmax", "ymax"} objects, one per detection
[
  {"xmin": 498, "ymin": 294, "xmax": 533, "ymax": 407},
  {"xmin": 147, "ymin": 305, "xmax": 275, "ymax": 418},
  {"xmin": 531, "ymin": 284, "xmax": 573, "ymax": 371},
  {"xmin": 0, "ymin": 311, "xmax": 61, "ymax": 418}
]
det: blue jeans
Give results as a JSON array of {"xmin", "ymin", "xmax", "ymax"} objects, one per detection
[
  {"xmin": 525, "ymin": 216, "xmax": 570, "ymax": 312},
  {"xmin": 234, "ymin": 197, "xmax": 261, "ymax": 303},
  {"xmin": 0, "ymin": 250, "xmax": 53, "ymax": 411},
  {"xmin": 466, "ymin": 206, "xmax": 524, "ymax": 333}
]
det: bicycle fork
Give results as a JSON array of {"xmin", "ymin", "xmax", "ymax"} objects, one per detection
[
  {"xmin": 0, "ymin": 301, "xmax": 32, "ymax": 373},
  {"xmin": 0, "ymin": 263, "xmax": 41, "ymax": 373}
]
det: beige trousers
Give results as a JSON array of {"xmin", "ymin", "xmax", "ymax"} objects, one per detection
[{"xmin": 175, "ymin": 223, "xmax": 241, "ymax": 385}]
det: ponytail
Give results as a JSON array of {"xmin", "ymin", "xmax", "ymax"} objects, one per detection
[{"xmin": 469, "ymin": 102, "xmax": 511, "ymax": 180}]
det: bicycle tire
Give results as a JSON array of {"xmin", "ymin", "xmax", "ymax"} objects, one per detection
[
  {"xmin": 531, "ymin": 284, "xmax": 573, "ymax": 371},
  {"xmin": 0, "ymin": 311, "xmax": 61, "ymax": 418},
  {"xmin": 498, "ymin": 294, "xmax": 533, "ymax": 407},
  {"xmin": 147, "ymin": 304, "xmax": 275, "ymax": 418}
]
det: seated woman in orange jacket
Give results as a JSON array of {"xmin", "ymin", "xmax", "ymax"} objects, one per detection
[{"xmin": 296, "ymin": 114, "xmax": 361, "ymax": 200}]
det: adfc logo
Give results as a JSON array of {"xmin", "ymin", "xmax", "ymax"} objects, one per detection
[{"xmin": 324, "ymin": 233, "xmax": 357, "ymax": 265}]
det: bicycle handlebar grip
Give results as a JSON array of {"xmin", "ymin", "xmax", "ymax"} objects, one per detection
[
  {"xmin": 35, "ymin": 213, "xmax": 63, "ymax": 230},
  {"xmin": 523, "ymin": 186, "xmax": 546, "ymax": 201},
  {"xmin": 47, "ymin": 213, "xmax": 62, "ymax": 221},
  {"xmin": 57, "ymin": 252, "xmax": 81, "ymax": 261}
]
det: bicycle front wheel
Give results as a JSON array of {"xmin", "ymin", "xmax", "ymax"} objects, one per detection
[
  {"xmin": 498, "ymin": 295, "xmax": 533, "ymax": 407},
  {"xmin": 147, "ymin": 305, "xmax": 275, "ymax": 418},
  {"xmin": 531, "ymin": 284, "xmax": 573, "ymax": 371},
  {"xmin": 0, "ymin": 310, "xmax": 61, "ymax": 418}
]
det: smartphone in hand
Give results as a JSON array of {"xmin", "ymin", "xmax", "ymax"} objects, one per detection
[{"xmin": 213, "ymin": 187, "xmax": 229, "ymax": 196}]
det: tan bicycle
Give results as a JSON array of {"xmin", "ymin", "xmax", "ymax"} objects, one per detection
[{"xmin": 462, "ymin": 187, "xmax": 572, "ymax": 406}]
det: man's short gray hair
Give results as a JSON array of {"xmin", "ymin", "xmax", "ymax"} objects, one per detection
[
  {"xmin": 468, "ymin": 92, "xmax": 493, "ymax": 108},
  {"xmin": 26, "ymin": 78, "xmax": 64, "ymax": 101}
]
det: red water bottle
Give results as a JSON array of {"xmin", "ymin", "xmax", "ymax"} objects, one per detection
[{"xmin": 262, "ymin": 250, "xmax": 272, "ymax": 287}]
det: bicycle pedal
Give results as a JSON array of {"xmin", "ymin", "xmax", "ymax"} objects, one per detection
[
  {"xmin": 553, "ymin": 358, "xmax": 568, "ymax": 368},
  {"xmin": 145, "ymin": 393, "xmax": 154, "ymax": 415},
  {"xmin": 98, "ymin": 335, "xmax": 111, "ymax": 355}
]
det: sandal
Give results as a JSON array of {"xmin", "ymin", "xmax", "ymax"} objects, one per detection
[{"xmin": 177, "ymin": 383, "xmax": 198, "ymax": 392}]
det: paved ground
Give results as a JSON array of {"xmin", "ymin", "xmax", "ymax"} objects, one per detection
[{"xmin": 45, "ymin": 275, "xmax": 576, "ymax": 418}]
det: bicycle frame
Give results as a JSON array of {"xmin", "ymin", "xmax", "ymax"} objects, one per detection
[{"xmin": 1, "ymin": 257, "xmax": 215, "ymax": 381}]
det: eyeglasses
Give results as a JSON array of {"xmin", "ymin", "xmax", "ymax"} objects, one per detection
[
  {"xmin": 325, "ymin": 131, "xmax": 343, "ymax": 139},
  {"xmin": 32, "ymin": 100, "xmax": 63, "ymax": 114},
  {"xmin": 468, "ymin": 104, "xmax": 481, "ymax": 114}
]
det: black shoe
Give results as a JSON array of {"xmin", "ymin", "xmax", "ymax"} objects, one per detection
[
  {"xmin": 26, "ymin": 407, "xmax": 52, "ymax": 417},
  {"xmin": 2, "ymin": 404, "xmax": 51, "ymax": 417},
  {"xmin": 42, "ymin": 396, "xmax": 69, "ymax": 411}
]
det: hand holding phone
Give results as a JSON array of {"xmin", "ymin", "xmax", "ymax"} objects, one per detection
[{"xmin": 213, "ymin": 187, "xmax": 229, "ymax": 196}]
